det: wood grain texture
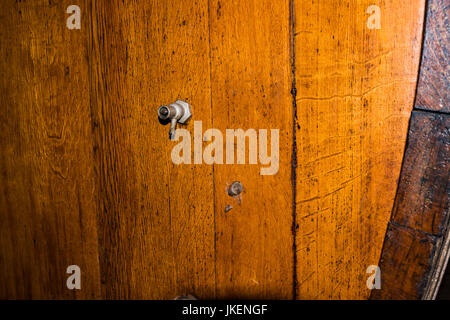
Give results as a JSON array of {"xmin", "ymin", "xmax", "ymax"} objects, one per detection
[
  {"xmin": 0, "ymin": 1, "xmax": 101, "ymax": 299},
  {"xmin": 372, "ymin": 0, "xmax": 449, "ymax": 299},
  {"xmin": 294, "ymin": 0, "xmax": 426, "ymax": 299},
  {"xmin": 415, "ymin": 0, "xmax": 449, "ymax": 113},
  {"xmin": 371, "ymin": 112, "xmax": 449, "ymax": 300},
  {"xmin": 0, "ymin": 0, "xmax": 434, "ymax": 300},
  {"xmin": 209, "ymin": 0, "xmax": 294, "ymax": 299},
  {"xmin": 371, "ymin": 223, "xmax": 437, "ymax": 300},
  {"xmin": 88, "ymin": 1, "xmax": 215, "ymax": 299},
  {"xmin": 392, "ymin": 112, "xmax": 449, "ymax": 236}
]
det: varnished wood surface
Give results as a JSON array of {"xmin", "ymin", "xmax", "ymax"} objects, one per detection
[
  {"xmin": 0, "ymin": 1, "xmax": 101, "ymax": 299},
  {"xmin": 372, "ymin": 0, "xmax": 449, "ymax": 300},
  {"xmin": 88, "ymin": 0, "xmax": 216, "ymax": 299},
  {"xmin": 209, "ymin": 0, "xmax": 293, "ymax": 299},
  {"xmin": 0, "ymin": 0, "xmax": 429, "ymax": 299},
  {"xmin": 293, "ymin": 0, "xmax": 426, "ymax": 299}
]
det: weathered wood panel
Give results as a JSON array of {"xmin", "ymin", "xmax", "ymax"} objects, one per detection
[
  {"xmin": 372, "ymin": 223, "xmax": 437, "ymax": 300},
  {"xmin": 415, "ymin": 0, "xmax": 449, "ymax": 113},
  {"xmin": 372, "ymin": 0, "xmax": 449, "ymax": 300},
  {"xmin": 209, "ymin": 0, "xmax": 294, "ymax": 299},
  {"xmin": 371, "ymin": 112, "xmax": 449, "ymax": 299},
  {"xmin": 0, "ymin": 0, "xmax": 436, "ymax": 300},
  {"xmin": 88, "ymin": 1, "xmax": 215, "ymax": 299},
  {"xmin": 294, "ymin": 0, "xmax": 426, "ymax": 299},
  {"xmin": 392, "ymin": 112, "xmax": 449, "ymax": 235},
  {"xmin": 0, "ymin": 1, "xmax": 101, "ymax": 299}
]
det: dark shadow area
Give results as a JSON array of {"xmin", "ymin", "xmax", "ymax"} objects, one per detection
[{"xmin": 437, "ymin": 261, "xmax": 450, "ymax": 300}]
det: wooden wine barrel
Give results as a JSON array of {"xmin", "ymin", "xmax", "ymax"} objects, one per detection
[{"xmin": 0, "ymin": 0, "xmax": 445, "ymax": 300}]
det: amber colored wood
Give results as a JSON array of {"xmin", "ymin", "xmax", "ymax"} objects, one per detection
[
  {"xmin": 0, "ymin": 0, "xmax": 435, "ymax": 300},
  {"xmin": 87, "ymin": 1, "xmax": 215, "ymax": 299},
  {"xmin": 208, "ymin": 0, "xmax": 294, "ymax": 298},
  {"xmin": 371, "ymin": 112, "xmax": 449, "ymax": 300},
  {"xmin": 294, "ymin": 0, "xmax": 426, "ymax": 299},
  {"xmin": 0, "ymin": 1, "xmax": 101, "ymax": 298},
  {"xmin": 372, "ymin": 0, "xmax": 449, "ymax": 299},
  {"xmin": 415, "ymin": 0, "xmax": 449, "ymax": 113}
]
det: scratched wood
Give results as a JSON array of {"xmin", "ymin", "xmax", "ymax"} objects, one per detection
[
  {"xmin": 294, "ymin": 0, "xmax": 426, "ymax": 299},
  {"xmin": 0, "ymin": 0, "xmax": 435, "ymax": 300},
  {"xmin": 371, "ymin": 222, "xmax": 438, "ymax": 300},
  {"xmin": 371, "ymin": 0, "xmax": 449, "ymax": 300},
  {"xmin": 208, "ymin": 0, "xmax": 294, "ymax": 299},
  {"xmin": 371, "ymin": 112, "xmax": 449, "ymax": 299},
  {"xmin": 0, "ymin": 1, "xmax": 101, "ymax": 299},
  {"xmin": 415, "ymin": 0, "xmax": 449, "ymax": 113},
  {"xmin": 391, "ymin": 112, "xmax": 449, "ymax": 235},
  {"xmin": 87, "ymin": 1, "xmax": 215, "ymax": 299}
]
